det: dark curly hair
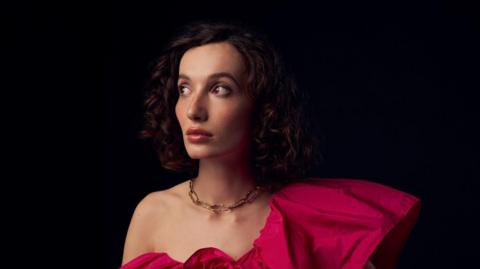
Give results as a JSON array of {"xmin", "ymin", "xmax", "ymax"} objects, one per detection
[{"xmin": 138, "ymin": 20, "xmax": 324, "ymax": 192}]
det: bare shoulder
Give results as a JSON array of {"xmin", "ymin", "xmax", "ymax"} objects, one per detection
[
  {"xmin": 121, "ymin": 185, "xmax": 181, "ymax": 266},
  {"xmin": 121, "ymin": 181, "xmax": 190, "ymax": 265},
  {"xmin": 135, "ymin": 191, "xmax": 170, "ymax": 217}
]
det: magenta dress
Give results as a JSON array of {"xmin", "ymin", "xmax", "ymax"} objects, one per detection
[{"xmin": 119, "ymin": 177, "xmax": 422, "ymax": 269}]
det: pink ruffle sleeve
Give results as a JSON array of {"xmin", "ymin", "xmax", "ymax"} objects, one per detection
[{"xmin": 119, "ymin": 177, "xmax": 421, "ymax": 269}]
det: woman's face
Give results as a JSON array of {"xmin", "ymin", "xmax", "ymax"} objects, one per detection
[{"xmin": 175, "ymin": 42, "xmax": 255, "ymax": 160}]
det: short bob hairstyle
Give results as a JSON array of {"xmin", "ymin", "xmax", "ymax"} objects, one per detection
[{"xmin": 138, "ymin": 20, "xmax": 324, "ymax": 192}]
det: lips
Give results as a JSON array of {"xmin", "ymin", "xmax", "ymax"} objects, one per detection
[{"xmin": 186, "ymin": 128, "xmax": 213, "ymax": 137}]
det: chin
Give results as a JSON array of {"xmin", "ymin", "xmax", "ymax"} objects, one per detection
[
  {"xmin": 186, "ymin": 149, "xmax": 217, "ymax": 159},
  {"xmin": 186, "ymin": 146, "xmax": 234, "ymax": 160}
]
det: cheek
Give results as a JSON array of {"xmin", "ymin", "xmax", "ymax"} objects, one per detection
[
  {"xmin": 216, "ymin": 105, "xmax": 252, "ymax": 133},
  {"xmin": 175, "ymin": 102, "xmax": 183, "ymax": 126}
]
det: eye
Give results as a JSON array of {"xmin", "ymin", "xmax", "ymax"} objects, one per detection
[
  {"xmin": 212, "ymin": 85, "xmax": 231, "ymax": 96},
  {"xmin": 178, "ymin": 85, "xmax": 190, "ymax": 95},
  {"xmin": 177, "ymin": 84, "xmax": 231, "ymax": 96}
]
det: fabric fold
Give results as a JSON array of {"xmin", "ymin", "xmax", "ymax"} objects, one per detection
[{"xmin": 119, "ymin": 177, "xmax": 421, "ymax": 269}]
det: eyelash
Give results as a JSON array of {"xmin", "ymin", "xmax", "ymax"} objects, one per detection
[{"xmin": 177, "ymin": 84, "xmax": 232, "ymax": 96}]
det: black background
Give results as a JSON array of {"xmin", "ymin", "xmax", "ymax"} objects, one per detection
[{"xmin": 11, "ymin": 0, "xmax": 478, "ymax": 268}]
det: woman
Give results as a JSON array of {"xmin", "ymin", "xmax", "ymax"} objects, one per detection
[{"xmin": 119, "ymin": 21, "xmax": 421, "ymax": 269}]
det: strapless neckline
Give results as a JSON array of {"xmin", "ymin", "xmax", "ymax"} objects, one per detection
[{"xmin": 142, "ymin": 192, "xmax": 279, "ymax": 264}]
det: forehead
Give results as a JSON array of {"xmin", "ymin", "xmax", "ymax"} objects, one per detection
[{"xmin": 178, "ymin": 42, "xmax": 246, "ymax": 80}]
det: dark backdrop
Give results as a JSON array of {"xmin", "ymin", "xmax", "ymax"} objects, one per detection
[{"xmin": 11, "ymin": 1, "xmax": 478, "ymax": 269}]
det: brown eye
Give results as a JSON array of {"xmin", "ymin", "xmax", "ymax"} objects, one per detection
[
  {"xmin": 178, "ymin": 85, "xmax": 190, "ymax": 95},
  {"xmin": 212, "ymin": 85, "xmax": 231, "ymax": 96}
]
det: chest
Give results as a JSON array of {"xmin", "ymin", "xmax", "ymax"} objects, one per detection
[{"xmin": 153, "ymin": 207, "xmax": 269, "ymax": 263}]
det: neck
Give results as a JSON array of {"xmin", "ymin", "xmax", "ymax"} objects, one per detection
[{"xmin": 192, "ymin": 155, "xmax": 257, "ymax": 206}]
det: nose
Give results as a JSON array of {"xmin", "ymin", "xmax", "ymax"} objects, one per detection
[{"xmin": 186, "ymin": 91, "xmax": 208, "ymax": 122}]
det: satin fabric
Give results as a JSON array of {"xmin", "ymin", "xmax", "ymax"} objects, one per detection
[{"xmin": 119, "ymin": 177, "xmax": 421, "ymax": 269}]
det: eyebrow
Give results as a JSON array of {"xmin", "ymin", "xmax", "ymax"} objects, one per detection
[{"xmin": 178, "ymin": 72, "xmax": 241, "ymax": 87}]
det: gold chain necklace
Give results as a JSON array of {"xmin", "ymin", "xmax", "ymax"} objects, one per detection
[{"xmin": 188, "ymin": 179, "xmax": 264, "ymax": 214}]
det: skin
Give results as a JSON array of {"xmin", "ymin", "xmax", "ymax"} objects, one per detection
[
  {"xmin": 178, "ymin": 41, "xmax": 377, "ymax": 268},
  {"xmin": 365, "ymin": 259, "xmax": 376, "ymax": 269},
  {"xmin": 122, "ymin": 41, "xmax": 376, "ymax": 268},
  {"xmin": 122, "ymin": 42, "xmax": 272, "ymax": 265},
  {"xmin": 175, "ymin": 41, "xmax": 260, "ymax": 213}
]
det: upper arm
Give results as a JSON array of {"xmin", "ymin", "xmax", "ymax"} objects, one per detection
[
  {"xmin": 364, "ymin": 259, "xmax": 376, "ymax": 269},
  {"xmin": 121, "ymin": 192, "xmax": 166, "ymax": 265}
]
